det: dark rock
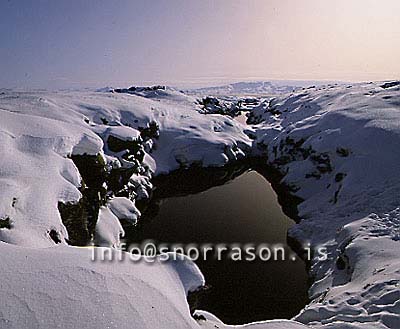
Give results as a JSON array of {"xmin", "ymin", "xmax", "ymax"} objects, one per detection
[
  {"xmin": 59, "ymin": 154, "xmax": 108, "ymax": 246},
  {"xmin": 336, "ymin": 147, "xmax": 350, "ymax": 157},
  {"xmin": 335, "ymin": 173, "xmax": 346, "ymax": 182},
  {"xmin": 49, "ymin": 229, "xmax": 62, "ymax": 244},
  {"xmin": 0, "ymin": 216, "xmax": 12, "ymax": 229},
  {"xmin": 380, "ymin": 81, "xmax": 400, "ymax": 89}
]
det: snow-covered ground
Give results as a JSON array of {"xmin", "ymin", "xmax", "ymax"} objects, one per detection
[
  {"xmin": 251, "ymin": 81, "xmax": 400, "ymax": 328},
  {"xmin": 0, "ymin": 82, "xmax": 399, "ymax": 328}
]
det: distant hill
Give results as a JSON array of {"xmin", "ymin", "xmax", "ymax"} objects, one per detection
[{"xmin": 187, "ymin": 80, "xmax": 343, "ymax": 96}]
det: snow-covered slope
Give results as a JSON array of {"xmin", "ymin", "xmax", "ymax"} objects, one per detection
[
  {"xmin": 251, "ymin": 81, "xmax": 400, "ymax": 328},
  {"xmin": 0, "ymin": 243, "xmax": 205, "ymax": 329}
]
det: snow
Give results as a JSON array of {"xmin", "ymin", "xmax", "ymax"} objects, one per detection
[
  {"xmin": 94, "ymin": 206, "xmax": 125, "ymax": 247},
  {"xmin": 1, "ymin": 81, "xmax": 400, "ymax": 328},
  {"xmin": 0, "ymin": 241, "xmax": 307, "ymax": 328},
  {"xmin": 0, "ymin": 109, "xmax": 101, "ymax": 247},
  {"xmin": 187, "ymin": 80, "xmax": 343, "ymax": 97},
  {"xmin": 108, "ymin": 197, "xmax": 141, "ymax": 225},
  {"xmin": 251, "ymin": 81, "xmax": 400, "ymax": 328},
  {"xmin": 195, "ymin": 311, "xmax": 310, "ymax": 328},
  {"xmin": 128, "ymin": 173, "xmax": 153, "ymax": 200},
  {"xmin": 0, "ymin": 242, "xmax": 204, "ymax": 329},
  {"xmin": 102, "ymin": 125, "xmax": 141, "ymax": 142}
]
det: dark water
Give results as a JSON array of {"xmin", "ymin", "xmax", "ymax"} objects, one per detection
[{"xmin": 123, "ymin": 169, "xmax": 308, "ymax": 324}]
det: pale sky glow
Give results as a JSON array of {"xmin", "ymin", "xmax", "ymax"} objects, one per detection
[{"xmin": 1, "ymin": 0, "xmax": 399, "ymax": 89}]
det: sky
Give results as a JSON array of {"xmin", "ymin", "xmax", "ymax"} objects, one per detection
[{"xmin": 1, "ymin": 0, "xmax": 399, "ymax": 89}]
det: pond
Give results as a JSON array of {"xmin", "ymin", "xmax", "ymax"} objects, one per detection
[{"xmin": 122, "ymin": 168, "xmax": 308, "ymax": 324}]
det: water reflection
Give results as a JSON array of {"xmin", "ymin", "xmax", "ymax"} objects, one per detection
[{"xmin": 123, "ymin": 167, "xmax": 308, "ymax": 324}]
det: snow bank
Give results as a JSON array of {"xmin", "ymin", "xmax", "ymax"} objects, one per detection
[
  {"xmin": 0, "ymin": 242, "xmax": 307, "ymax": 329},
  {"xmin": 0, "ymin": 242, "xmax": 204, "ymax": 329},
  {"xmin": 108, "ymin": 197, "xmax": 141, "ymax": 225},
  {"xmin": 0, "ymin": 107, "xmax": 102, "ymax": 247},
  {"xmin": 94, "ymin": 206, "xmax": 125, "ymax": 247},
  {"xmin": 195, "ymin": 311, "xmax": 309, "ymax": 328},
  {"xmin": 252, "ymin": 81, "xmax": 400, "ymax": 328}
]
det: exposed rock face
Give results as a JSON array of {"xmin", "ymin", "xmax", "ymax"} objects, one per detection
[
  {"xmin": 0, "ymin": 216, "xmax": 12, "ymax": 229},
  {"xmin": 197, "ymin": 96, "xmax": 242, "ymax": 117},
  {"xmin": 380, "ymin": 80, "xmax": 400, "ymax": 89},
  {"xmin": 59, "ymin": 122, "xmax": 157, "ymax": 246},
  {"xmin": 58, "ymin": 154, "xmax": 107, "ymax": 246}
]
